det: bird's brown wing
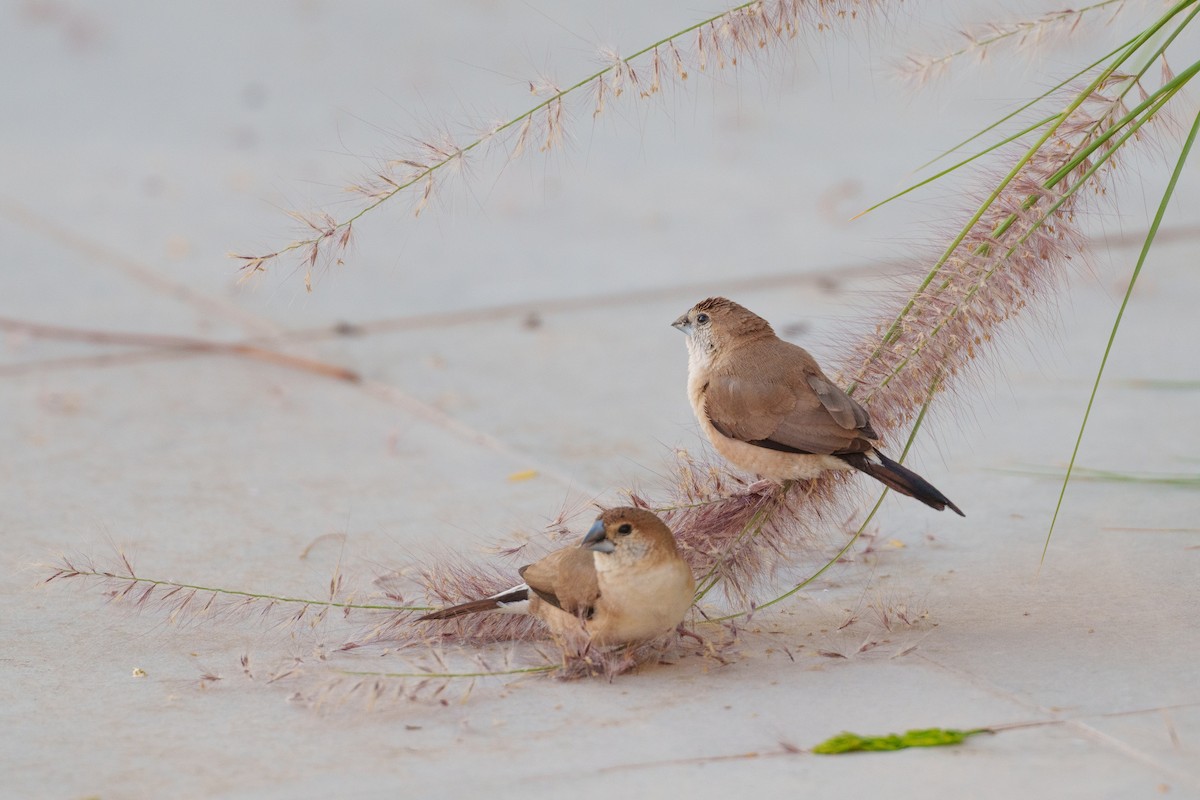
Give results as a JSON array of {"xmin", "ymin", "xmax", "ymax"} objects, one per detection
[
  {"xmin": 804, "ymin": 372, "xmax": 877, "ymax": 439},
  {"xmin": 518, "ymin": 547, "xmax": 600, "ymax": 616},
  {"xmin": 705, "ymin": 339, "xmax": 875, "ymax": 455}
]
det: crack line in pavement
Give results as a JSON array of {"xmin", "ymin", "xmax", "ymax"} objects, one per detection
[
  {"xmin": 0, "ymin": 197, "xmax": 278, "ymax": 337},
  {"xmin": 914, "ymin": 652, "xmax": 1200, "ymax": 787}
]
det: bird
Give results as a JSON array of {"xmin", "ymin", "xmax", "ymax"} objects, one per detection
[
  {"xmin": 418, "ymin": 507, "xmax": 696, "ymax": 646},
  {"xmin": 672, "ymin": 297, "xmax": 963, "ymax": 516}
]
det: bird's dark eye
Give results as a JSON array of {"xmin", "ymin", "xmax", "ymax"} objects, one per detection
[
  {"xmin": 696, "ymin": 313, "xmax": 710, "ymax": 325},
  {"xmin": 617, "ymin": 523, "xmax": 633, "ymax": 535}
]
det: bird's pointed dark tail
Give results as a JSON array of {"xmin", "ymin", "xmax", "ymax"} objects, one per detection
[
  {"xmin": 417, "ymin": 586, "xmax": 529, "ymax": 621},
  {"xmin": 839, "ymin": 451, "xmax": 964, "ymax": 516}
]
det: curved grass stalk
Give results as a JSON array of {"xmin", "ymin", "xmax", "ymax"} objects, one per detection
[
  {"xmin": 45, "ymin": 562, "xmax": 429, "ymax": 613},
  {"xmin": 907, "ymin": 0, "xmax": 1131, "ymax": 83},
  {"xmin": 1042, "ymin": 106, "xmax": 1200, "ymax": 560},
  {"xmin": 852, "ymin": 112, "xmax": 1063, "ymax": 221},
  {"xmin": 867, "ymin": 32, "xmax": 1166, "ymax": 217},
  {"xmin": 912, "ymin": 37, "xmax": 1140, "ymax": 173},
  {"xmin": 1046, "ymin": 62, "xmax": 1200, "ymax": 186},
  {"xmin": 699, "ymin": 495, "xmax": 882, "ymax": 625}
]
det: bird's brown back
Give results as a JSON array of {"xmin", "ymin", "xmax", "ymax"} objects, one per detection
[{"xmin": 705, "ymin": 336, "xmax": 875, "ymax": 455}]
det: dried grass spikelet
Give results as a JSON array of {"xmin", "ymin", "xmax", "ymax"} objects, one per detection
[
  {"xmin": 550, "ymin": 623, "xmax": 738, "ymax": 681},
  {"xmin": 42, "ymin": 551, "xmax": 424, "ymax": 632},
  {"xmin": 237, "ymin": 0, "xmax": 893, "ymax": 278},
  {"xmin": 900, "ymin": 0, "xmax": 1138, "ymax": 84}
]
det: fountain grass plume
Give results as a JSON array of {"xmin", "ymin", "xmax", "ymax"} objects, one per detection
[
  {"xmin": 43, "ymin": 552, "xmax": 429, "ymax": 627},
  {"xmin": 901, "ymin": 0, "xmax": 1141, "ymax": 84},
  {"xmin": 232, "ymin": 0, "xmax": 895, "ymax": 288}
]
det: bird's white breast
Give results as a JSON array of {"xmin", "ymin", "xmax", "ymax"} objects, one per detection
[{"xmin": 592, "ymin": 560, "xmax": 695, "ymax": 645}]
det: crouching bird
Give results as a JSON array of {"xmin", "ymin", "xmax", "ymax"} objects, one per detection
[
  {"xmin": 672, "ymin": 297, "xmax": 963, "ymax": 516},
  {"xmin": 418, "ymin": 507, "xmax": 696, "ymax": 646}
]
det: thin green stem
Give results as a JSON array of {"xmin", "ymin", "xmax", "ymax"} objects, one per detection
[
  {"xmin": 1042, "ymin": 105, "xmax": 1200, "ymax": 561},
  {"xmin": 853, "ymin": 112, "xmax": 1063, "ymax": 221},
  {"xmin": 995, "ymin": 6, "xmax": 1199, "ymax": 220},
  {"xmin": 337, "ymin": 665, "xmax": 559, "ymax": 680},
  {"xmin": 699, "ymin": 493, "xmax": 885, "ymax": 624},
  {"xmin": 864, "ymin": 2, "xmax": 1200, "ymax": 291},
  {"xmin": 980, "ymin": 57, "xmax": 1195, "ymax": 247},
  {"xmin": 913, "ymin": 0, "xmax": 1129, "ymax": 81},
  {"xmin": 1046, "ymin": 58, "xmax": 1200, "ymax": 186},
  {"xmin": 913, "ymin": 35, "xmax": 1140, "ymax": 172}
]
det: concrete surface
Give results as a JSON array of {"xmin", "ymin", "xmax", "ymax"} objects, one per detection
[{"xmin": 3, "ymin": 2, "xmax": 1198, "ymax": 798}]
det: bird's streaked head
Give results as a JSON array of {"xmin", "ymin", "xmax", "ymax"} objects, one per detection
[
  {"xmin": 672, "ymin": 297, "xmax": 774, "ymax": 364},
  {"xmin": 581, "ymin": 507, "xmax": 679, "ymax": 567}
]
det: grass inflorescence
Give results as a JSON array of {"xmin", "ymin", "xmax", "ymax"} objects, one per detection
[
  {"xmin": 233, "ymin": 0, "xmax": 890, "ymax": 289},
  {"xmin": 900, "ymin": 0, "xmax": 1138, "ymax": 84}
]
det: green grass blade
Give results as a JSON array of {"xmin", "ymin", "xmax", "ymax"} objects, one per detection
[
  {"xmin": 852, "ymin": 113, "xmax": 1062, "ymax": 221},
  {"xmin": 913, "ymin": 37, "xmax": 1136, "ymax": 173},
  {"xmin": 917, "ymin": 0, "xmax": 1197, "ymax": 172},
  {"xmin": 1000, "ymin": 466, "xmax": 1200, "ymax": 487},
  {"xmin": 1044, "ymin": 58, "xmax": 1200, "ymax": 188},
  {"xmin": 1118, "ymin": 378, "xmax": 1200, "ymax": 390},
  {"xmin": 1042, "ymin": 105, "xmax": 1200, "ymax": 561}
]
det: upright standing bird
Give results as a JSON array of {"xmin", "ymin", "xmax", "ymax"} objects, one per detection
[
  {"xmin": 672, "ymin": 297, "xmax": 963, "ymax": 515},
  {"xmin": 418, "ymin": 507, "xmax": 696, "ymax": 646}
]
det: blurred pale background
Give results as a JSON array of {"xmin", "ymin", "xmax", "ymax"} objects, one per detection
[{"xmin": 3, "ymin": 2, "xmax": 1198, "ymax": 797}]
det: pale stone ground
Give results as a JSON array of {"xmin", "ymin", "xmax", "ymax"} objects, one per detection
[{"xmin": 3, "ymin": 2, "xmax": 1198, "ymax": 798}]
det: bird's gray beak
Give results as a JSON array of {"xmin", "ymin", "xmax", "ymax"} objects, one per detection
[
  {"xmin": 582, "ymin": 519, "xmax": 616, "ymax": 554},
  {"xmin": 671, "ymin": 313, "xmax": 692, "ymax": 335}
]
